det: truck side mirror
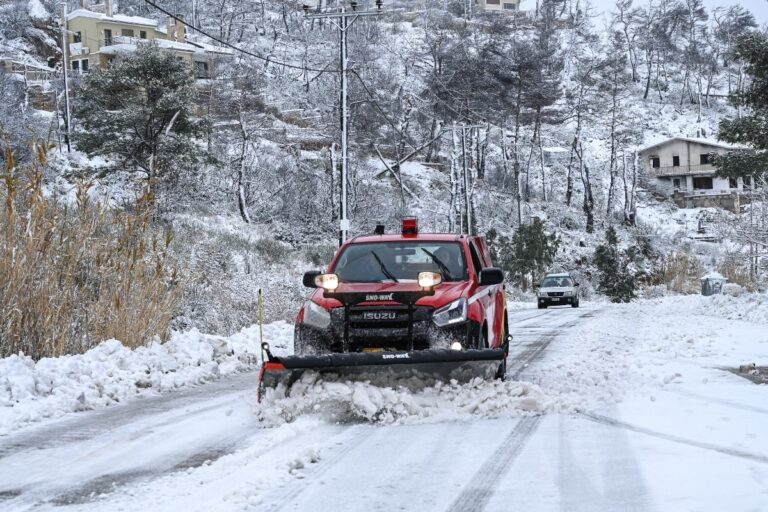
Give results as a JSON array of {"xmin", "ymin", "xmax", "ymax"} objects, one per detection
[
  {"xmin": 479, "ymin": 267, "xmax": 504, "ymax": 286},
  {"xmin": 303, "ymin": 270, "xmax": 322, "ymax": 288},
  {"xmin": 575, "ymin": 283, "xmax": 580, "ymax": 287},
  {"xmin": 533, "ymin": 283, "xmax": 541, "ymax": 288}
]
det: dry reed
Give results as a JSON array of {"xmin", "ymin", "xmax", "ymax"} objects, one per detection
[{"xmin": 0, "ymin": 143, "xmax": 179, "ymax": 359}]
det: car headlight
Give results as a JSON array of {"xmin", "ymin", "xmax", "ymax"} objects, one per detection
[
  {"xmin": 564, "ymin": 291, "xmax": 574, "ymax": 297},
  {"xmin": 303, "ymin": 300, "xmax": 330, "ymax": 329},
  {"xmin": 538, "ymin": 291, "xmax": 548, "ymax": 297},
  {"xmin": 433, "ymin": 298, "xmax": 467, "ymax": 327}
]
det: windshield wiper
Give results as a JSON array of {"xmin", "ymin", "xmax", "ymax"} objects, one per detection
[
  {"xmin": 370, "ymin": 251, "xmax": 399, "ymax": 282},
  {"xmin": 421, "ymin": 248, "xmax": 453, "ymax": 281}
]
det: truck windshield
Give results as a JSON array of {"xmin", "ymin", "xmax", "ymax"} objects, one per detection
[
  {"xmin": 332, "ymin": 242, "xmax": 468, "ymax": 283},
  {"xmin": 541, "ymin": 276, "xmax": 573, "ymax": 287}
]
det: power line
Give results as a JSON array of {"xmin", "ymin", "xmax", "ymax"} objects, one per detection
[{"xmin": 141, "ymin": 0, "xmax": 337, "ymax": 74}]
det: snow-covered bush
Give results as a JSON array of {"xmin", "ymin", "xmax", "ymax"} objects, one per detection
[{"xmin": 722, "ymin": 283, "xmax": 743, "ymax": 297}]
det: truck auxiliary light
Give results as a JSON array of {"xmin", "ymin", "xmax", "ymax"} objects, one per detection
[{"xmin": 402, "ymin": 217, "xmax": 418, "ymax": 236}]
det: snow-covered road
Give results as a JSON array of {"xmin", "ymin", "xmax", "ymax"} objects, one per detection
[{"xmin": 2, "ymin": 299, "xmax": 767, "ymax": 511}]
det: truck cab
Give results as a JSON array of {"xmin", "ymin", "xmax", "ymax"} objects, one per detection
[{"xmin": 295, "ymin": 219, "xmax": 509, "ymax": 356}]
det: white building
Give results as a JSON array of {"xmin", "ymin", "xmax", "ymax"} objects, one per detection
[{"xmin": 638, "ymin": 137, "xmax": 751, "ymax": 212}]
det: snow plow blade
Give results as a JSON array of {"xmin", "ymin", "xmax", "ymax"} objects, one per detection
[{"xmin": 258, "ymin": 348, "xmax": 506, "ymax": 399}]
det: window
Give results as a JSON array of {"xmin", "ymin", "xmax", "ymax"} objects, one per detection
[
  {"xmin": 541, "ymin": 276, "xmax": 574, "ymax": 287},
  {"xmin": 104, "ymin": 29, "xmax": 112, "ymax": 46},
  {"xmin": 121, "ymin": 29, "xmax": 135, "ymax": 37},
  {"xmin": 486, "ymin": 0, "xmax": 500, "ymax": 4},
  {"xmin": 700, "ymin": 153, "xmax": 711, "ymax": 165},
  {"xmin": 673, "ymin": 178, "xmax": 681, "ymax": 189},
  {"xmin": 331, "ymin": 242, "xmax": 468, "ymax": 282},
  {"xmin": 140, "ymin": 30, "xmax": 147, "ymax": 39},
  {"xmin": 650, "ymin": 156, "xmax": 660, "ymax": 168},
  {"xmin": 729, "ymin": 177, "xmax": 738, "ymax": 189},
  {"xmin": 71, "ymin": 60, "xmax": 79, "ymax": 72},
  {"xmin": 672, "ymin": 155, "xmax": 680, "ymax": 167},
  {"xmin": 693, "ymin": 177, "xmax": 713, "ymax": 190},
  {"xmin": 503, "ymin": 2, "xmax": 518, "ymax": 9},
  {"xmin": 81, "ymin": 59, "xmax": 89, "ymax": 72},
  {"xmin": 744, "ymin": 176, "xmax": 752, "ymax": 189},
  {"xmin": 73, "ymin": 32, "xmax": 82, "ymax": 43},
  {"xmin": 195, "ymin": 61, "xmax": 209, "ymax": 78}
]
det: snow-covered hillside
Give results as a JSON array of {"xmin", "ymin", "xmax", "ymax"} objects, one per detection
[{"xmin": 0, "ymin": 0, "xmax": 766, "ymax": 351}]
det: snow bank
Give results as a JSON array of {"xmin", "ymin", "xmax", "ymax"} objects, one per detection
[
  {"xmin": 525, "ymin": 294, "xmax": 768, "ymax": 416},
  {"xmin": 0, "ymin": 322, "xmax": 293, "ymax": 435},
  {"xmin": 656, "ymin": 292, "xmax": 768, "ymax": 325},
  {"xmin": 258, "ymin": 374, "xmax": 566, "ymax": 426}
]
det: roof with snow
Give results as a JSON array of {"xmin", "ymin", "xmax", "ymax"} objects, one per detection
[
  {"xmin": 99, "ymin": 37, "xmax": 233, "ymax": 58},
  {"xmin": 66, "ymin": 8, "xmax": 160, "ymax": 28},
  {"xmin": 638, "ymin": 137, "xmax": 749, "ymax": 153}
]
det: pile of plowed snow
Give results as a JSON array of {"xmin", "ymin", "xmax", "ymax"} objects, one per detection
[
  {"xmin": 257, "ymin": 373, "xmax": 565, "ymax": 425},
  {"xmin": 0, "ymin": 322, "xmax": 292, "ymax": 435}
]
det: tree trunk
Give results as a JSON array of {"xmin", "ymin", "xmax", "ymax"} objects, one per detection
[{"xmin": 578, "ymin": 143, "xmax": 594, "ymax": 234}]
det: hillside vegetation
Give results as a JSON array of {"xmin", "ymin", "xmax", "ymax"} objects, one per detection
[{"xmin": 0, "ymin": 0, "xmax": 766, "ymax": 356}]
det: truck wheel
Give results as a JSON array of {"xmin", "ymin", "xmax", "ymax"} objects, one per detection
[
  {"xmin": 495, "ymin": 356, "xmax": 507, "ymax": 381},
  {"xmin": 571, "ymin": 300, "xmax": 579, "ymax": 308},
  {"xmin": 473, "ymin": 325, "xmax": 488, "ymax": 350}
]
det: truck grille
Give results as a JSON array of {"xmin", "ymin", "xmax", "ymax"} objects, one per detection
[
  {"xmin": 548, "ymin": 292, "xmax": 565, "ymax": 297},
  {"xmin": 331, "ymin": 305, "xmax": 433, "ymax": 351}
]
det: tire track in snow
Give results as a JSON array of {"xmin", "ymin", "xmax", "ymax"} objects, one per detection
[
  {"xmin": 445, "ymin": 416, "xmax": 542, "ymax": 512},
  {"xmin": 507, "ymin": 309, "xmax": 596, "ymax": 379},
  {"xmin": 669, "ymin": 389, "xmax": 768, "ymax": 416},
  {"xmin": 580, "ymin": 412, "xmax": 768, "ymax": 465},
  {"xmin": 259, "ymin": 425, "xmax": 374, "ymax": 512},
  {"xmin": 0, "ymin": 371, "xmax": 258, "ymax": 458}
]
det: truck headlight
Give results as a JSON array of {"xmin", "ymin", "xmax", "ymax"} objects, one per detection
[
  {"xmin": 563, "ymin": 291, "xmax": 573, "ymax": 297},
  {"xmin": 303, "ymin": 300, "xmax": 330, "ymax": 329},
  {"xmin": 433, "ymin": 298, "xmax": 467, "ymax": 327}
]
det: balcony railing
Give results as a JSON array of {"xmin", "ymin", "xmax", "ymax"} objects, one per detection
[{"xmin": 653, "ymin": 163, "xmax": 716, "ymax": 176}]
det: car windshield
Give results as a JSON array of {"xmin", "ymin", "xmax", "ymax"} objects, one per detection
[
  {"xmin": 541, "ymin": 276, "xmax": 573, "ymax": 287},
  {"xmin": 332, "ymin": 241, "xmax": 468, "ymax": 283}
]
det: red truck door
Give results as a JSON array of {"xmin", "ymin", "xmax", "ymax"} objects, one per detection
[{"xmin": 467, "ymin": 238, "xmax": 500, "ymax": 348}]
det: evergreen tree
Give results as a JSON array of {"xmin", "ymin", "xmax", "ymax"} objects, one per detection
[
  {"xmin": 594, "ymin": 226, "xmax": 637, "ymax": 302},
  {"xmin": 716, "ymin": 31, "xmax": 768, "ymax": 181},
  {"xmin": 75, "ymin": 44, "xmax": 209, "ymax": 199},
  {"xmin": 487, "ymin": 219, "xmax": 559, "ymax": 291}
]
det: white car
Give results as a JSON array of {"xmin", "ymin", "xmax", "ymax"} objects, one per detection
[{"xmin": 536, "ymin": 273, "xmax": 580, "ymax": 309}]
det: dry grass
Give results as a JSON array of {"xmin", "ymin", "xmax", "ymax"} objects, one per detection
[
  {"xmin": 718, "ymin": 255, "xmax": 756, "ymax": 290},
  {"xmin": 0, "ymin": 144, "xmax": 179, "ymax": 359},
  {"xmin": 656, "ymin": 250, "xmax": 706, "ymax": 294}
]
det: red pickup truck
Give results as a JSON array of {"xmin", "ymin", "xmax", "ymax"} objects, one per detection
[{"xmin": 259, "ymin": 219, "xmax": 510, "ymax": 395}]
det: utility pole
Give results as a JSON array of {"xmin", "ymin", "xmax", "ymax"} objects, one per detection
[
  {"xmin": 61, "ymin": 1, "xmax": 72, "ymax": 153},
  {"xmin": 303, "ymin": 1, "xmax": 382, "ymax": 245}
]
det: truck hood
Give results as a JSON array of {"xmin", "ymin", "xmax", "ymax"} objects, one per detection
[{"xmin": 310, "ymin": 281, "xmax": 473, "ymax": 310}]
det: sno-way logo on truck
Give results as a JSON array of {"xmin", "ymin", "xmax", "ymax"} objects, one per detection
[
  {"xmin": 382, "ymin": 353, "xmax": 410, "ymax": 360},
  {"xmin": 365, "ymin": 293, "xmax": 394, "ymax": 302}
]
